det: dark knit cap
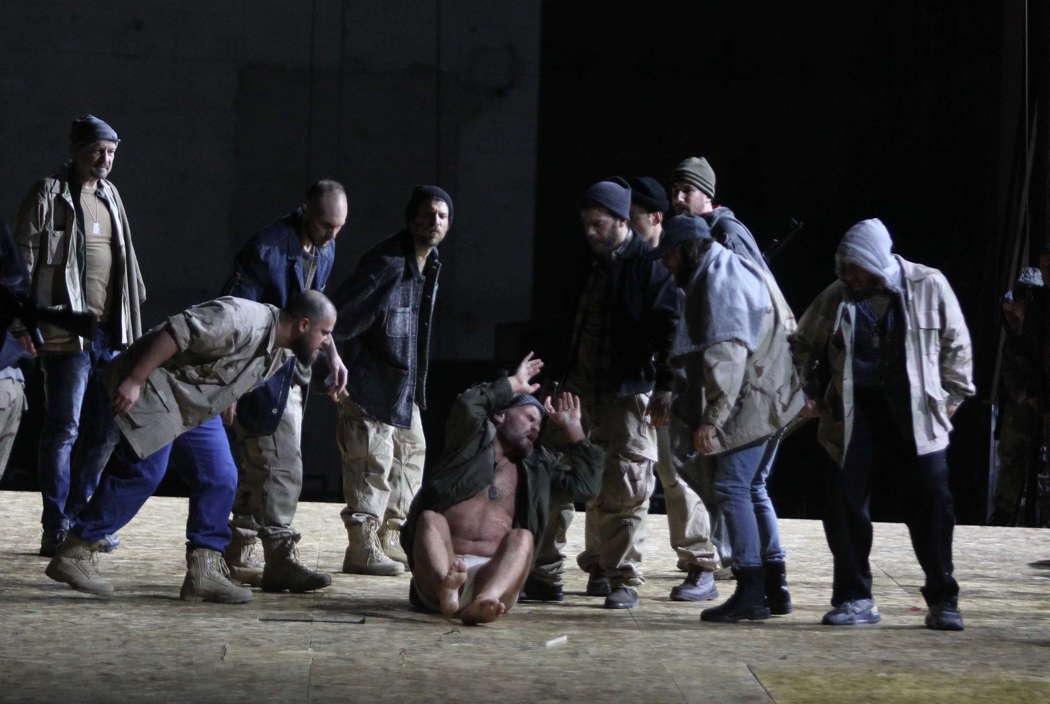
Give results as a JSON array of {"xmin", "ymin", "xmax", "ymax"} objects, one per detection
[
  {"xmin": 626, "ymin": 176, "xmax": 669, "ymax": 214},
  {"xmin": 672, "ymin": 156, "xmax": 716, "ymax": 199},
  {"xmin": 502, "ymin": 393, "xmax": 547, "ymax": 417},
  {"xmin": 650, "ymin": 214, "xmax": 712, "ymax": 259},
  {"xmin": 405, "ymin": 185, "xmax": 454, "ymax": 223},
  {"xmin": 69, "ymin": 115, "xmax": 119, "ymax": 153},
  {"xmin": 581, "ymin": 178, "xmax": 631, "ymax": 221}
]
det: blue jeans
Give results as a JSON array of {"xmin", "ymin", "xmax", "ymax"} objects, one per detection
[
  {"xmin": 74, "ymin": 416, "xmax": 238, "ymax": 552},
  {"xmin": 38, "ymin": 330, "xmax": 120, "ymax": 534},
  {"xmin": 712, "ymin": 438, "xmax": 785, "ymax": 569}
]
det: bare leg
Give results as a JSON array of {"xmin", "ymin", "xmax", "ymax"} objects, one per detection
[
  {"xmin": 460, "ymin": 529, "xmax": 535, "ymax": 625},
  {"xmin": 411, "ymin": 510, "xmax": 466, "ymax": 617}
]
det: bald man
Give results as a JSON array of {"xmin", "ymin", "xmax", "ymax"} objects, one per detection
[{"xmin": 222, "ymin": 181, "xmax": 349, "ymax": 594}]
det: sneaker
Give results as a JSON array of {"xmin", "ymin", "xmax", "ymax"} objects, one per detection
[
  {"xmin": 822, "ymin": 598, "xmax": 881, "ymax": 625},
  {"xmin": 586, "ymin": 572, "xmax": 611, "ymax": 597},
  {"xmin": 925, "ymin": 600, "xmax": 964, "ymax": 631},
  {"xmin": 603, "ymin": 586, "xmax": 639, "ymax": 609},
  {"xmin": 670, "ymin": 567, "xmax": 719, "ymax": 602},
  {"xmin": 520, "ymin": 576, "xmax": 564, "ymax": 602}
]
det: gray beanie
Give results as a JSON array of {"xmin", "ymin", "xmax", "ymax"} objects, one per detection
[
  {"xmin": 582, "ymin": 179, "xmax": 632, "ymax": 221},
  {"xmin": 503, "ymin": 393, "xmax": 546, "ymax": 416},
  {"xmin": 69, "ymin": 115, "xmax": 119, "ymax": 154},
  {"xmin": 673, "ymin": 156, "xmax": 716, "ymax": 199}
]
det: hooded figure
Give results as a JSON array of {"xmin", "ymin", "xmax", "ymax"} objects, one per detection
[{"xmin": 791, "ymin": 218, "xmax": 975, "ymax": 631}]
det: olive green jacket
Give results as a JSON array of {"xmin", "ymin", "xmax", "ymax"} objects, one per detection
[{"xmin": 401, "ymin": 376, "xmax": 604, "ymax": 568}]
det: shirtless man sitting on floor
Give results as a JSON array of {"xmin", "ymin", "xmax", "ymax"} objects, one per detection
[{"xmin": 400, "ymin": 353, "xmax": 603, "ymax": 624}]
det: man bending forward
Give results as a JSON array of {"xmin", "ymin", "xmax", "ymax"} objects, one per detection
[{"xmin": 401, "ymin": 353, "xmax": 602, "ymax": 624}]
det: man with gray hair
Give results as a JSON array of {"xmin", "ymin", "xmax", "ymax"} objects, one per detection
[
  {"xmin": 792, "ymin": 218, "xmax": 975, "ymax": 630},
  {"xmin": 14, "ymin": 115, "xmax": 146, "ymax": 556}
]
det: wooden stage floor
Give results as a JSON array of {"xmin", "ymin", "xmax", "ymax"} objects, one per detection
[{"xmin": 0, "ymin": 489, "xmax": 1048, "ymax": 703}]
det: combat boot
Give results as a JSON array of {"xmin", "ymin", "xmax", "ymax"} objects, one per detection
[
  {"xmin": 261, "ymin": 533, "xmax": 332, "ymax": 593},
  {"xmin": 180, "ymin": 547, "xmax": 253, "ymax": 603},
  {"xmin": 379, "ymin": 519, "xmax": 409, "ymax": 567},
  {"xmin": 224, "ymin": 524, "xmax": 263, "ymax": 588},
  {"xmin": 45, "ymin": 535, "xmax": 113, "ymax": 596},
  {"xmin": 342, "ymin": 519, "xmax": 404, "ymax": 576},
  {"xmin": 763, "ymin": 560, "xmax": 792, "ymax": 615},
  {"xmin": 700, "ymin": 566, "xmax": 770, "ymax": 622}
]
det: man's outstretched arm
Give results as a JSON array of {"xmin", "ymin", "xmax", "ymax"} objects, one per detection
[{"xmin": 112, "ymin": 328, "xmax": 178, "ymax": 415}]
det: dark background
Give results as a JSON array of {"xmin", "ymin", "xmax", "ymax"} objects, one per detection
[{"xmin": 2, "ymin": 1, "xmax": 1047, "ymax": 526}]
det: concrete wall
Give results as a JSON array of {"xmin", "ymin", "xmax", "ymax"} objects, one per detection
[
  {"xmin": 0, "ymin": 1, "xmax": 541, "ymax": 497},
  {"xmin": 0, "ymin": 0, "xmax": 540, "ymax": 358}
]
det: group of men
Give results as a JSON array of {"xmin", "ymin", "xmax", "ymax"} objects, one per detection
[{"xmin": 1, "ymin": 114, "xmax": 976, "ymax": 632}]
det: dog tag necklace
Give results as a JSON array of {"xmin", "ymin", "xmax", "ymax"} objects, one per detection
[
  {"xmin": 488, "ymin": 484, "xmax": 500, "ymax": 500},
  {"xmin": 83, "ymin": 189, "xmax": 102, "ymax": 234}
]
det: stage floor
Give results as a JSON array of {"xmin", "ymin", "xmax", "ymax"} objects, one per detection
[{"xmin": 0, "ymin": 489, "xmax": 1048, "ymax": 703}]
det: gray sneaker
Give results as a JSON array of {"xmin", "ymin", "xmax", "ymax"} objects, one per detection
[{"xmin": 822, "ymin": 598, "xmax": 881, "ymax": 625}]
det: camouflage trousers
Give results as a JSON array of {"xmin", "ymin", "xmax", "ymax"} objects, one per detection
[
  {"xmin": 338, "ymin": 400, "xmax": 425, "ymax": 530},
  {"xmin": 230, "ymin": 384, "xmax": 305, "ymax": 539},
  {"xmin": 992, "ymin": 402, "xmax": 1050, "ymax": 526},
  {"xmin": 0, "ymin": 377, "xmax": 26, "ymax": 482}
]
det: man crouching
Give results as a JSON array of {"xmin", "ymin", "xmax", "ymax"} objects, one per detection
[{"xmin": 401, "ymin": 353, "xmax": 603, "ymax": 624}]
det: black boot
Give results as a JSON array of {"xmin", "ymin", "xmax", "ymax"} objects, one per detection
[
  {"xmin": 763, "ymin": 560, "xmax": 792, "ymax": 615},
  {"xmin": 700, "ymin": 566, "xmax": 770, "ymax": 622}
]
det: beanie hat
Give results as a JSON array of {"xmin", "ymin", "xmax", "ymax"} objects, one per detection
[
  {"xmin": 405, "ymin": 185, "xmax": 454, "ymax": 223},
  {"xmin": 650, "ymin": 214, "xmax": 713, "ymax": 259},
  {"xmin": 672, "ymin": 156, "xmax": 716, "ymax": 199},
  {"xmin": 502, "ymin": 393, "xmax": 547, "ymax": 417},
  {"xmin": 582, "ymin": 178, "xmax": 631, "ymax": 221},
  {"xmin": 69, "ymin": 115, "xmax": 119, "ymax": 154},
  {"xmin": 625, "ymin": 176, "xmax": 669, "ymax": 214}
]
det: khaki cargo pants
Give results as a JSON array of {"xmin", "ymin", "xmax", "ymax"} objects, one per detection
[
  {"xmin": 337, "ymin": 399, "xmax": 425, "ymax": 530},
  {"xmin": 653, "ymin": 424, "xmax": 721, "ymax": 571},
  {"xmin": 534, "ymin": 392, "xmax": 658, "ymax": 588},
  {"xmin": 230, "ymin": 384, "xmax": 306, "ymax": 539},
  {"xmin": 0, "ymin": 377, "xmax": 26, "ymax": 481}
]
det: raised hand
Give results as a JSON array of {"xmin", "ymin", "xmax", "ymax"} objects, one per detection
[
  {"xmin": 509, "ymin": 351, "xmax": 544, "ymax": 395},
  {"xmin": 544, "ymin": 391, "xmax": 584, "ymax": 443}
]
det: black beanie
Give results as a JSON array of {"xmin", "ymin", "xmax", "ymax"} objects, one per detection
[
  {"xmin": 69, "ymin": 115, "xmax": 119, "ymax": 153},
  {"xmin": 405, "ymin": 185, "xmax": 454, "ymax": 223},
  {"xmin": 581, "ymin": 179, "xmax": 631, "ymax": 221},
  {"xmin": 626, "ymin": 176, "xmax": 669, "ymax": 214},
  {"xmin": 672, "ymin": 156, "xmax": 716, "ymax": 199}
]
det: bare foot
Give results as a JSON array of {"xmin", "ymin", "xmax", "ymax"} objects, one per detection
[
  {"xmin": 459, "ymin": 596, "xmax": 507, "ymax": 625},
  {"xmin": 439, "ymin": 559, "xmax": 468, "ymax": 618}
]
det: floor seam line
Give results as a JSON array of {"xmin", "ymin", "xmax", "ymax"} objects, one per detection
[{"xmin": 747, "ymin": 663, "xmax": 777, "ymax": 703}]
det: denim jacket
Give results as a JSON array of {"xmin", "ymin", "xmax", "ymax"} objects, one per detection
[
  {"xmin": 223, "ymin": 211, "xmax": 335, "ymax": 435},
  {"xmin": 331, "ymin": 230, "xmax": 439, "ymax": 428}
]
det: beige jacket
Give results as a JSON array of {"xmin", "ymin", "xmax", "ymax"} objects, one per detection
[
  {"xmin": 104, "ymin": 297, "xmax": 292, "ymax": 459},
  {"xmin": 791, "ymin": 256, "xmax": 976, "ymax": 465},
  {"xmin": 14, "ymin": 172, "xmax": 146, "ymax": 351},
  {"xmin": 678, "ymin": 260, "xmax": 805, "ymax": 455}
]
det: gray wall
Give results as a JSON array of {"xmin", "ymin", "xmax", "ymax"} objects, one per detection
[
  {"xmin": 0, "ymin": 1, "xmax": 541, "ymax": 496},
  {"xmin": 0, "ymin": 0, "xmax": 540, "ymax": 358}
]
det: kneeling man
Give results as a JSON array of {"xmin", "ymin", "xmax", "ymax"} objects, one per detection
[{"xmin": 401, "ymin": 353, "xmax": 603, "ymax": 624}]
